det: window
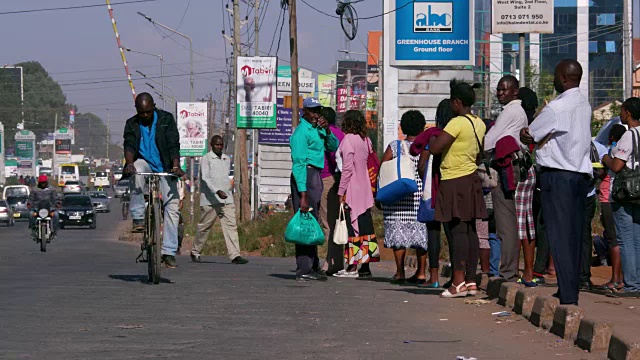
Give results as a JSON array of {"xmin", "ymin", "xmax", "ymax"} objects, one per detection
[
  {"xmin": 605, "ymin": 41, "xmax": 616, "ymax": 53},
  {"xmin": 558, "ymin": 41, "xmax": 569, "ymax": 53},
  {"xmin": 557, "ymin": 14, "xmax": 569, "ymax": 26},
  {"xmin": 589, "ymin": 41, "xmax": 598, "ymax": 53},
  {"xmin": 512, "ymin": 43, "xmax": 520, "ymax": 52},
  {"xmin": 596, "ymin": 13, "xmax": 615, "ymax": 25}
]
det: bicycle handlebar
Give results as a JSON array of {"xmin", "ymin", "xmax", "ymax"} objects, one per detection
[{"xmin": 133, "ymin": 172, "xmax": 179, "ymax": 177}]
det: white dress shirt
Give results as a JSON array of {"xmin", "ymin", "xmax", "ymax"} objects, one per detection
[
  {"xmin": 530, "ymin": 88, "xmax": 593, "ymax": 174},
  {"xmin": 484, "ymin": 99, "xmax": 528, "ymax": 151}
]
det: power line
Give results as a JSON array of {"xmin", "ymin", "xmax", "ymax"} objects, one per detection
[{"xmin": 0, "ymin": 0, "xmax": 161, "ymax": 15}]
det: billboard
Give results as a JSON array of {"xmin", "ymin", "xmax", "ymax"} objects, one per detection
[
  {"xmin": 317, "ymin": 74, "xmax": 336, "ymax": 107},
  {"xmin": 236, "ymin": 56, "xmax": 277, "ymax": 129},
  {"xmin": 389, "ymin": 0, "xmax": 474, "ymax": 66},
  {"xmin": 492, "ymin": 0, "xmax": 554, "ymax": 34},
  {"xmin": 336, "ymin": 60, "xmax": 368, "ymax": 114},
  {"xmin": 177, "ymin": 102, "xmax": 208, "ymax": 157},
  {"xmin": 14, "ymin": 130, "xmax": 36, "ymax": 176},
  {"xmin": 258, "ymin": 97, "xmax": 297, "ymax": 145}
]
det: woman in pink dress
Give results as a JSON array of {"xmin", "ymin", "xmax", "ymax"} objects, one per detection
[{"xmin": 333, "ymin": 110, "xmax": 379, "ymax": 278}]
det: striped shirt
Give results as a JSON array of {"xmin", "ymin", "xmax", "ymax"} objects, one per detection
[{"xmin": 530, "ymin": 88, "xmax": 593, "ymax": 174}]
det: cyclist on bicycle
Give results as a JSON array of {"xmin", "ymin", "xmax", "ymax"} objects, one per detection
[{"xmin": 122, "ymin": 92, "xmax": 185, "ymax": 268}]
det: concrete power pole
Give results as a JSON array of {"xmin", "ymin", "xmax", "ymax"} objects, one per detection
[
  {"xmin": 106, "ymin": 111, "xmax": 110, "ymax": 160},
  {"xmin": 252, "ymin": 0, "xmax": 260, "ymax": 219},
  {"xmin": 289, "ymin": 0, "xmax": 300, "ymax": 128}
]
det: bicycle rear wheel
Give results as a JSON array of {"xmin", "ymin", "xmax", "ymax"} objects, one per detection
[{"xmin": 148, "ymin": 201, "xmax": 162, "ymax": 284}]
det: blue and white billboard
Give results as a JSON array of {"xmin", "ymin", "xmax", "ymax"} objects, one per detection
[{"xmin": 389, "ymin": 0, "xmax": 474, "ymax": 66}]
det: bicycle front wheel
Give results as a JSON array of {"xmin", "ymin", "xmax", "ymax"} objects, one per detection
[{"xmin": 148, "ymin": 201, "xmax": 162, "ymax": 284}]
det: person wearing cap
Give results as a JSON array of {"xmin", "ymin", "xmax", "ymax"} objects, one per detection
[
  {"xmin": 289, "ymin": 97, "xmax": 339, "ymax": 281},
  {"xmin": 27, "ymin": 174, "xmax": 61, "ymax": 239}
]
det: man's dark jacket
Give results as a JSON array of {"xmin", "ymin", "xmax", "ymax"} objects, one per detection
[{"xmin": 123, "ymin": 109, "xmax": 180, "ymax": 172}]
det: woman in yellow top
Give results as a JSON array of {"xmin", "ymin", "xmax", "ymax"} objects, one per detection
[{"xmin": 429, "ymin": 80, "xmax": 488, "ymax": 298}]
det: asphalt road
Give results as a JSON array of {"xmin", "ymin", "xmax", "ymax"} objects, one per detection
[{"xmin": 0, "ymin": 195, "xmax": 600, "ymax": 360}]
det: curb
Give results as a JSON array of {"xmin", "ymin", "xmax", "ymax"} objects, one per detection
[{"xmin": 486, "ymin": 277, "xmax": 637, "ymax": 357}]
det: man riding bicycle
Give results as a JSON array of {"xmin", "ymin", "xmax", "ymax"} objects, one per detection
[
  {"xmin": 123, "ymin": 93, "xmax": 185, "ymax": 268},
  {"xmin": 27, "ymin": 174, "xmax": 61, "ymax": 240}
]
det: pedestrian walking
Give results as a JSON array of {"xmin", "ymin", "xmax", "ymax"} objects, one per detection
[
  {"xmin": 429, "ymin": 80, "xmax": 487, "ymax": 298},
  {"xmin": 521, "ymin": 60, "xmax": 593, "ymax": 305},
  {"xmin": 332, "ymin": 110, "xmax": 378, "ymax": 278},
  {"xmin": 381, "ymin": 110, "xmax": 428, "ymax": 285},
  {"xmin": 485, "ymin": 75, "xmax": 529, "ymax": 284},
  {"xmin": 602, "ymin": 97, "xmax": 640, "ymax": 297},
  {"xmin": 191, "ymin": 135, "xmax": 248, "ymax": 265},
  {"xmin": 317, "ymin": 107, "xmax": 346, "ymax": 276},
  {"xmin": 289, "ymin": 97, "xmax": 339, "ymax": 281}
]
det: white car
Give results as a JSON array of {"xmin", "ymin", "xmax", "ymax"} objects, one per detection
[{"xmin": 62, "ymin": 181, "xmax": 83, "ymax": 194}]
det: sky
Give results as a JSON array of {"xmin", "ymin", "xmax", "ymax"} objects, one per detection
[{"xmin": 0, "ymin": 0, "xmax": 384, "ymax": 143}]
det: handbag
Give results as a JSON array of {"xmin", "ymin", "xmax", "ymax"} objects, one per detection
[
  {"xmin": 417, "ymin": 156, "xmax": 435, "ymax": 223},
  {"xmin": 284, "ymin": 209, "xmax": 325, "ymax": 246},
  {"xmin": 612, "ymin": 128, "xmax": 640, "ymax": 204},
  {"xmin": 366, "ymin": 138, "xmax": 381, "ymax": 197},
  {"xmin": 463, "ymin": 115, "xmax": 491, "ymax": 176},
  {"xmin": 333, "ymin": 204, "xmax": 349, "ymax": 245},
  {"xmin": 376, "ymin": 140, "xmax": 419, "ymax": 205}
]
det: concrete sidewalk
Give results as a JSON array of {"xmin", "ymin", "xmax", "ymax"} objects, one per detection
[{"xmin": 487, "ymin": 272, "xmax": 640, "ymax": 360}]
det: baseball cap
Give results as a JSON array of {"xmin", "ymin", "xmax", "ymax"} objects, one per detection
[
  {"xmin": 38, "ymin": 174, "xmax": 48, "ymax": 183},
  {"xmin": 302, "ymin": 97, "xmax": 322, "ymax": 109}
]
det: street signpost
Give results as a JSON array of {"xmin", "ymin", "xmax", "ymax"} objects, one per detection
[{"xmin": 14, "ymin": 130, "xmax": 36, "ymax": 177}]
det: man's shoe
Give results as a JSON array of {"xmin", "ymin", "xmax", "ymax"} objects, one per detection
[
  {"xmin": 132, "ymin": 219, "xmax": 145, "ymax": 232},
  {"xmin": 190, "ymin": 253, "xmax": 202, "ymax": 263},
  {"xmin": 296, "ymin": 272, "xmax": 328, "ymax": 281},
  {"xmin": 315, "ymin": 270, "xmax": 328, "ymax": 280},
  {"xmin": 231, "ymin": 256, "xmax": 249, "ymax": 264},
  {"xmin": 579, "ymin": 281, "xmax": 593, "ymax": 291},
  {"xmin": 161, "ymin": 255, "xmax": 178, "ymax": 268}
]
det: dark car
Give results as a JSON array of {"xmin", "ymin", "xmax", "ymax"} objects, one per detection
[
  {"xmin": 59, "ymin": 195, "xmax": 97, "ymax": 229},
  {"xmin": 6, "ymin": 195, "xmax": 30, "ymax": 220}
]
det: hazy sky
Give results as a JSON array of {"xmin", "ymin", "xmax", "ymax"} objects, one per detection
[{"xmin": 0, "ymin": 0, "xmax": 384, "ymax": 141}]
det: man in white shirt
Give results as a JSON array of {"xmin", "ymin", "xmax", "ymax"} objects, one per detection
[
  {"xmin": 485, "ymin": 75, "xmax": 529, "ymax": 283},
  {"xmin": 191, "ymin": 135, "xmax": 248, "ymax": 264},
  {"xmin": 521, "ymin": 59, "xmax": 592, "ymax": 305}
]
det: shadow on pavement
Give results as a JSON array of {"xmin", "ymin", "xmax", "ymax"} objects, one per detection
[
  {"xmin": 268, "ymin": 273, "xmax": 297, "ymax": 280},
  {"xmin": 108, "ymin": 274, "xmax": 172, "ymax": 284},
  {"xmin": 355, "ymin": 277, "xmax": 392, "ymax": 283},
  {"xmin": 386, "ymin": 288, "xmax": 443, "ymax": 295}
]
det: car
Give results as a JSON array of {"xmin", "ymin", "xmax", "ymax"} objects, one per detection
[
  {"xmin": 0, "ymin": 200, "xmax": 15, "ymax": 226},
  {"xmin": 113, "ymin": 179, "xmax": 130, "ymax": 197},
  {"xmin": 87, "ymin": 191, "xmax": 111, "ymax": 213},
  {"xmin": 58, "ymin": 194, "xmax": 96, "ymax": 229},
  {"xmin": 3, "ymin": 185, "xmax": 30, "ymax": 199},
  {"xmin": 62, "ymin": 181, "xmax": 83, "ymax": 194},
  {"xmin": 6, "ymin": 195, "xmax": 30, "ymax": 220}
]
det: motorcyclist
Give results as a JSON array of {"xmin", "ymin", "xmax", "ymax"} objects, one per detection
[{"xmin": 28, "ymin": 175, "xmax": 61, "ymax": 240}]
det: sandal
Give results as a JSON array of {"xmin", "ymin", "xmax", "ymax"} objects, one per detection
[
  {"xmin": 597, "ymin": 282, "xmax": 619, "ymax": 291},
  {"xmin": 418, "ymin": 281, "xmax": 441, "ymax": 288},
  {"xmin": 441, "ymin": 282, "xmax": 468, "ymax": 298},
  {"xmin": 465, "ymin": 282, "xmax": 478, "ymax": 296}
]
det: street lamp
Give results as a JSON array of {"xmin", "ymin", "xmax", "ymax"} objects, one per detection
[
  {"xmin": 137, "ymin": 12, "xmax": 194, "ymax": 102},
  {"xmin": 122, "ymin": 47, "xmax": 165, "ymax": 108}
]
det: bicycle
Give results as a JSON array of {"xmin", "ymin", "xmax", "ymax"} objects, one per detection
[
  {"xmin": 134, "ymin": 172, "xmax": 176, "ymax": 284},
  {"xmin": 121, "ymin": 198, "xmax": 130, "ymax": 220}
]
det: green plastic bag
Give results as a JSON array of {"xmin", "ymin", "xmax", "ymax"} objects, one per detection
[{"xmin": 284, "ymin": 209, "xmax": 325, "ymax": 246}]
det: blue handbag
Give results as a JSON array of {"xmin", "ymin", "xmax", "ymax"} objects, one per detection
[
  {"xmin": 376, "ymin": 140, "xmax": 419, "ymax": 205},
  {"xmin": 417, "ymin": 156, "xmax": 435, "ymax": 223}
]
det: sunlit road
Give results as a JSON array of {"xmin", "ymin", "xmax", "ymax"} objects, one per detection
[{"xmin": 0, "ymin": 193, "xmax": 597, "ymax": 359}]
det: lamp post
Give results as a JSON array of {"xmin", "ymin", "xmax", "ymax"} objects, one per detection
[
  {"xmin": 137, "ymin": 12, "xmax": 193, "ymax": 102},
  {"xmin": 122, "ymin": 47, "xmax": 164, "ymax": 109}
]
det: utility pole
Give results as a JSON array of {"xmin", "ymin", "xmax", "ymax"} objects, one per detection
[
  {"xmin": 52, "ymin": 113, "xmax": 57, "ymax": 176},
  {"xmin": 232, "ymin": 0, "xmax": 251, "ymax": 222},
  {"xmin": 289, "ymin": 0, "xmax": 300, "ymax": 127},
  {"xmin": 376, "ymin": 34, "xmax": 384, "ymax": 156},
  {"xmin": 623, "ymin": 0, "xmax": 633, "ymax": 99},
  {"xmin": 484, "ymin": 72, "xmax": 491, "ymax": 119},
  {"xmin": 519, "ymin": 33, "xmax": 526, "ymax": 88},
  {"xmin": 346, "ymin": 69, "xmax": 352, "ymax": 111},
  {"xmin": 106, "ymin": 111, "xmax": 110, "ymax": 160},
  {"xmin": 252, "ymin": 0, "xmax": 260, "ymax": 219}
]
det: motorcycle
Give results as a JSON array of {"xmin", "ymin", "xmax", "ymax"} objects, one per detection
[{"xmin": 33, "ymin": 208, "xmax": 55, "ymax": 252}]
